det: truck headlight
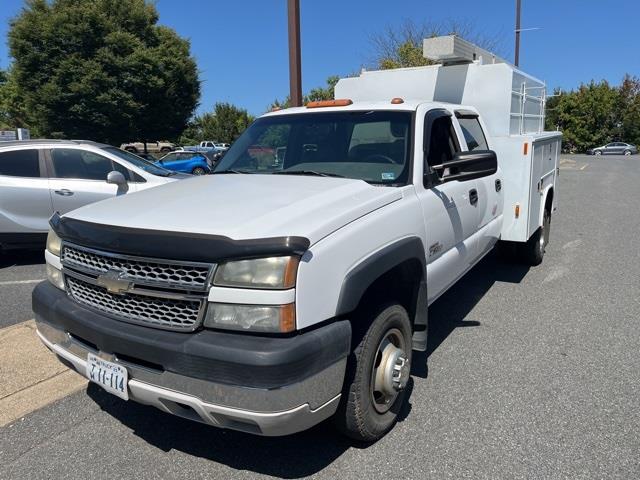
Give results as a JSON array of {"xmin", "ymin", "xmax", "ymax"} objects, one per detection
[
  {"xmin": 46, "ymin": 263, "xmax": 65, "ymax": 291},
  {"xmin": 213, "ymin": 256, "xmax": 298, "ymax": 289},
  {"xmin": 204, "ymin": 303, "xmax": 295, "ymax": 333},
  {"xmin": 47, "ymin": 229, "xmax": 62, "ymax": 256}
]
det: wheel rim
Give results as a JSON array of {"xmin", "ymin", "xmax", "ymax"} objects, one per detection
[{"xmin": 370, "ymin": 327, "xmax": 410, "ymax": 414}]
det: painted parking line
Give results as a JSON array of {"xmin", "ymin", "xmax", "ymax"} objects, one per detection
[
  {"xmin": 580, "ymin": 164, "xmax": 589, "ymax": 170},
  {"xmin": 0, "ymin": 279, "xmax": 44, "ymax": 286},
  {"xmin": 0, "ymin": 320, "xmax": 87, "ymax": 427}
]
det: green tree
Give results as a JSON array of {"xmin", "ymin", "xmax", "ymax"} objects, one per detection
[
  {"xmin": 545, "ymin": 79, "xmax": 635, "ymax": 152},
  {"xmin": 618, "ymin": 75, "xmax": 640, "ymax": 146},
  {"xmin": 179, "ymin": 102, "xmax": 254, "ymax": 145},
  {"xmin": 8, "ymin": 0, "xmax": 200, "ymax": 144},
  {"xmin": 0, "ymin": 67, "xmax": 31, "ymax": 131}
]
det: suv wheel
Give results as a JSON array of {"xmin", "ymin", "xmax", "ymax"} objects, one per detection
[{"xmin": 335, "ymin": 304, "xmax": 412, "ymax": 442}]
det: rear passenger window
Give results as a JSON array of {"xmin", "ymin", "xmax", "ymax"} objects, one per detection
[
  {"xmin": 457, "ymin": 116, "xmax": 488, "ymax": 151},
  {"xmin": 0, "ymin": 149, "xmax": 40, "ymax": 177},
  {"xmin": 51, "ymin": 149, "xmax": 113, "ymax": 180}
]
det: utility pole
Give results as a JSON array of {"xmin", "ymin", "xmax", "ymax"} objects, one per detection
[
  {"xmin": 287, "ymin": 0, "xmax": 302, "ymax": 107},
  {"xmin": 514, "ymin": 0, "xmax": 522, "ymax": 67}
]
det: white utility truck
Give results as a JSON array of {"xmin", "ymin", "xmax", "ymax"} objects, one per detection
[{"xmin": 34, "ymin": 36, "xmax": 560, "ymax": 441}]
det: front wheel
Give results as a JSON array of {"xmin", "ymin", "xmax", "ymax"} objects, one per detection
[
  {"xmin": 192, "ymin": 167, "xmax": 206, "ymax": 175},
  {"xmin": 520, "ymin": 207, "xmax": 551, "ymax": 266},
  {"xmin": 124, "ymin": 147, "xmax": 137, "ymax": 153},
  {"xmin": 624, "ymin": 150, "xmax": 631, "ymax": 156},
  {"xmin": 160, "ymin": 147, "xmax": 172, "ymax": 153},
  {"xmin": 335, "ymin": 304, "xmax": 412, "ymax": 442},
  {"xmin": 595, "ymin": 150, "xmax": 602, "ymax": 156}
]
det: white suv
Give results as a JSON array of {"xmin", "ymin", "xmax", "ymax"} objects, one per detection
[{"xmin": 0, "ymin": 140, "xmax": 181, "ymax": 250}]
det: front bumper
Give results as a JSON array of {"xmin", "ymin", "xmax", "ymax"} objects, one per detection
[{"xmin": 33, "ymin": 282, "xmax": 350, "ymax": 436}]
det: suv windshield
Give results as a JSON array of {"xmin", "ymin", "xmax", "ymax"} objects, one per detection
[
  {"xmin": 214, "ymin": 111, "xmax": 412, "ymax": 185},
  {"xmin": 102, "ymin": 147, "xmax": 174, "ymax": 177}
]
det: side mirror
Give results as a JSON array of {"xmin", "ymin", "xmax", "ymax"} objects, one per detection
[
  {"xmin": 432, "ymin": 150, "xmax": 498, "ymax": 183},
  {"xmin": 106, "ymin": 171, "xmax": 129, "ymax": 196}
]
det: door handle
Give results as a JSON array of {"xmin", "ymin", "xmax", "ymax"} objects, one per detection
[
  {"xmin": 54, "ymin": 189, "xmax": 74, "ymax": 196},
  {"xmin": 469, "ymin": 189, "xmax": 478, "ymax": 205}
]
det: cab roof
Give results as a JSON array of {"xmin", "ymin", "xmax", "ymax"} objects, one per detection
[{"xmin": 263, "ymin": 100, "xmax": 479, "ymax": 117}]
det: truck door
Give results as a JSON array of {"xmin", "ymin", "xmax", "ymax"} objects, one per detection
[
  {"xmin": 455, "ymin": 112, "xmax": 502, "ymax": 258},
  {"xmin": 417, "ymin": 109, "xmax": 479, "ymax": 303}
]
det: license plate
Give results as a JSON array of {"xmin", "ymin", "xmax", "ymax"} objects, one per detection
[{"xmin": 86, "ymin": 354, "xmax": 129, "ymax": 401}]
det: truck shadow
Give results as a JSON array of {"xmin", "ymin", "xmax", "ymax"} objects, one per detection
[
  {"xmin": 411, "ymin": 250, "xmax": 530, "ymax": 378},
  {"xmin": 87, "ymin": 383, "xmax": 353, "ymax": 478},
  {"xmin": 86, "ymin": 250, "xmax": 529, "ymax": 478},
  {"xmin": 0, "ymin": 249, "xmax": 45, "ymax": 269}
]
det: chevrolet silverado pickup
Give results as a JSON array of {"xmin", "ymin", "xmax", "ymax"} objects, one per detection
[{"xmin": 33, "ymin": 36, "xmax": 561, "ymax": 441}]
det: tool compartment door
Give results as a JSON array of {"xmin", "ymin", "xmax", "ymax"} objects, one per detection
[{"xmin": 528, "ymin": 137, "xmax": 560, "ymax": 238}]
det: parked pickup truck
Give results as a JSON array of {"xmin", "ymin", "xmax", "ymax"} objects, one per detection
[
  {"xmin": 120, "ymin": 141, "xmax": 175, "ymax": 154},
  {"xmin": 33, "ymin": 37, "xmax": 560, "ymax": 441},
  {"xmin": 181, "ymin": 141, "xmax": 228, "ymax": 154}
]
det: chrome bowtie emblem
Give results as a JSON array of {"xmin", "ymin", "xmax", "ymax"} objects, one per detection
[{"xmin": 96, "ymin": 270, "xmax": 133, "ymax": 295}]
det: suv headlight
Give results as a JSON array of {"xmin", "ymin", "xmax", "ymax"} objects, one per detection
[
  {"xmin": 46, "ymin": 229, "xmax": 62, "ymax": 256},
  {"xmin": 213, "ymin": 256, "xmax": 299, "ymax": 289}
]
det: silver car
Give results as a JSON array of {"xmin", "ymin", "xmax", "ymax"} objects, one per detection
[
  {"xmin": 588, "ymin": 142, "xmax": 638, "ymax": 156},
  {"xmin": 0, "ymin": 139, "xmax": 181, "ymax": 250}
]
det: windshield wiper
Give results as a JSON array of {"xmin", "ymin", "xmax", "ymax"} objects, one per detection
[
  {"xmin": 272, "ymin": 170, "xmax": 346, "ymax": 178},
  {"xmin": 212, "ymin": 169, "xmax": 253, "ymax": 174}
]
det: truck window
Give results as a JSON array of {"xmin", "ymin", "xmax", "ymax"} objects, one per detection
[
  {"xmin": 457, "ymin": 116, "xmax": 488, "ymax": 151},
  {"xmin": 426, "ymin": 116, "xmax": 460, "ymax": 168},
  {"xmin": 0, "ymin": 149, "xmax": 40, "ymax": 177},
  {"xmin": 215, "ymin": 111, "xmax": 412, "ymax": 185}
]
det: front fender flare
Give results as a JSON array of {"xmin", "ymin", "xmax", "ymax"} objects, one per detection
[{"xmin": 335, "ymin": 237, "xmax": 426, "ymax": 317}]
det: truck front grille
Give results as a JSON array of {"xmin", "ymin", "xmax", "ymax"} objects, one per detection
[
  {"xmin": 66, "ymin": 276, "xmax": 203, "ymax": 331},
  {"xmin": 61, "ymin": 243, "xmax": 213, "ymax": 332},
  {"xmin": 62, "ymin": 245, "xmax": 212, "ymax": 291}
]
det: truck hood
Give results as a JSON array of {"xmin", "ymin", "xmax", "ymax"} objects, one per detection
[{"xmin": 65, "ymin": 175, "xmax": 403, "ymax": 245}]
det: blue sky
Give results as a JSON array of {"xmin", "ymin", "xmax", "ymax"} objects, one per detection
[{"xmin": 1, "ymin": 0, "xmax": 638, "ymax": 116}]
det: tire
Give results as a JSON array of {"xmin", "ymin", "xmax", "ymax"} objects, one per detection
[
  {"xmin": 520, "ymin": 207, "xmax": 551, "ymax": 266},
  {"xmin": 595, "ymin": 150, "xmax": 602, "ymax": 156},
  {"xmin": 335, "ymin": 304, "xmax": 412, "ymax": 442},
  {"xmin": 192, "ymin": 167, "xmax": 206, "ymax": 175},
  {"xmin": 124, "ymin": 147, "xmax": 137, "ymax": 153},
  {"xmin": 160, "ymin": 147, "xmax": 172, "ymax": 153},
  {"xmin": 624, "ymin": 150, "xmax": 631, "ymax": 156}
]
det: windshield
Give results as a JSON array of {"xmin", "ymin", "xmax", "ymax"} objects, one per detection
[
  {"xmin": 214, "ymin": 111, "xmax": 412, "ymax": 185},
  {"xmin": 102, "ymin": 146, "xmax": 174, "ymax": 177}
]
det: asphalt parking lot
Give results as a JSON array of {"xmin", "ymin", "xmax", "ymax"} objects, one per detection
[{"xmin": 1, "ymin": 154, "xmax": 639, "ymax": 479}]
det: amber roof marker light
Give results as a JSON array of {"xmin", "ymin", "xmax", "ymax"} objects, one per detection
[
  {"xmin": 391, "ymin": 97, "xmax": 405, "ymax": 104},
  {"xmin": 306, "ymin": 99, "xmax": 353, "ymax": 108}
]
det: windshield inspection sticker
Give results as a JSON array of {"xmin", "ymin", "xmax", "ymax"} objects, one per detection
[{"xmin": 381, "ymin": 172, "xmax": 395, "ymax": 180}]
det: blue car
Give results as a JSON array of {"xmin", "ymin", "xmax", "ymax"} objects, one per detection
[{"xmin": 155, "ymin": 151, "xmax": 212, "ymax": 175}]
